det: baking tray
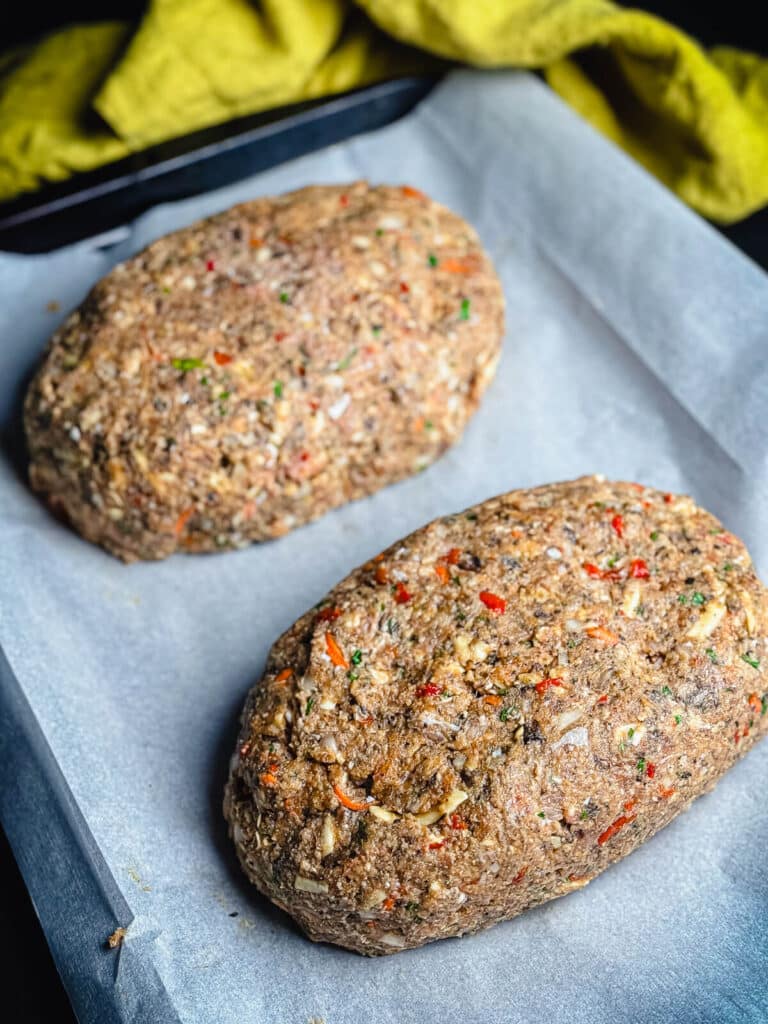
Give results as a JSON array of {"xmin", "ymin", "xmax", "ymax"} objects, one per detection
[
  {"xmin": 0, "ymin": 76, "xmax": 437, "ymax": 253},
  {"xmin": 1, "ymin": 69, "xmax": 767, "ymax": 1024}
]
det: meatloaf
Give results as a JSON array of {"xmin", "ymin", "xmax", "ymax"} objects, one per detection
[
  {"xmin": 224, "ymin": 476, "xmax": 768, "ymax": 955},
  {"xmin": 24, "ymin": 182, "xmax": 503, "ymax": 562}
]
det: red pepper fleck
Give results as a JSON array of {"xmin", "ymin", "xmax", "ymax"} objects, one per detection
[
  {"xmin": 535, "ymin": 677, "xmax": 564, "ymax": 695},
  {"xmin": 596, "ymin": 694, "xmax": 609, "ymax": 704},
  {"xmin": 275, "ymin": 668, "xmax": 292, "ymax": 683},
  {"xmin": 206, "ymin": 259, "xmax": 215, "ymax": 272},
  {"xmin": 375, "ymin": 564, "xmax": 390, "ymax": 585},
  {"xmin": 611, "ymin": 514, "xmax": 625, "ymax": 538},
  {"xmin": 629, "ymin": 482, "xmax": 644, "ymax": 491},
  {"xmin": 512, "ymin": 866, "xmax": 529, "ymax": 884},
  {"xmin": 624, "ymin": 799, "xmax": 636, "ymax": 812},
  {"xmin": 450, "ymin": 814, "xmax": 467, "ymax": 831},
  {"xmin": 394, "ymin": 582, "xmax": 412, "ymax": 604},
  {"xmin": 401, "ymin": 185, "xmax": 424, "ymax": 199},
  {"xmin": 583, "ymin": 562, "xmax": 622, "ymax": 581},
  {"xmin": 415, "ymin": 683, "xmax": 442, "ymax": 698},
  {"xmin": 316, "ymin": 605, "xmax": 341, "ymax": 622},
  {"xmin": 428, "ymin": 841, "xmax": 445, "ymax": 851},
  {"xmin": 299, "ymin": 451, "xmax": 310, "ymax": 462},
  {"xmin": 479, "ymin": 591, "xmax": 506, "ymax": 614},
  {"xmin": 629, "ymin": 558, "xmax": 650, "ymax": 579},
  {"xmin": 597, "ymin": 813, "xmax": 636, "ymax": 846},
  {"xmin": 309, "ymin": 399, "xmax": 320, "ymax": 412},
  {"xmin": 213, "ymin": 350, "xmax": 232, "ymax": 365},
  {"xmin": 641, "ymin": 500, "xmax": 652, "ymax": 509},
  {"xmin": 274, "ymin": 331, "xmax": 287, "ymax": 342},
  {"xmin": 399, "ymin": 281, "xmax": 410, "ymax": 293},
  {"xmin": 663, "ymin": 493, "xmax": 674, "ymax": 504},
  {"xmin": 646, "ymin": 762, "xmax": 656, "ymax": 779},
  {"xmin": 444, "ymin": 548, "xmax": 461, "ymax": 565},
  {"xmin": 382, "ymin": 895, "xmax": 396, "ymax": 911},
  {"xmin": 339, "ymin": 194, "xmax": 349, "ymax": 207}
]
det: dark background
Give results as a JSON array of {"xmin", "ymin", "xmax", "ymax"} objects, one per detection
[{"xmin": 1, "ymin": 4, "xmax": 766, "ymax": 1021}]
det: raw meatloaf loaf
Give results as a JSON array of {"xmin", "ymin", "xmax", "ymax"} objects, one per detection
[
  {"xmin": 24, "ymin": 182, "xmax": 503, "ymax": 562},
  {"xmin": 224, "ymin": 476, "xmax": 768, "ymax": 955}
]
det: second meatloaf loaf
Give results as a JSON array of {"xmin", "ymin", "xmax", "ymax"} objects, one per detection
[{"xmin": 24, "ymin": 182, "xmax": 504, "ymax": 561}]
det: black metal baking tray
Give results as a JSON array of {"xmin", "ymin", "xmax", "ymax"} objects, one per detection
[{"xmin": 0, "ymin": 76, "xmax": 438, "ymax": 254}]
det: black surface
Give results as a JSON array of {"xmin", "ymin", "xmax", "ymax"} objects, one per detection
[{"xmin": 1, "ymin": 4, "xmax": 765, "ymax": 1023}]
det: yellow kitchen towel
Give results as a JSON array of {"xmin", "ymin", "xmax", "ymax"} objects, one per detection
[{"xmin": 1, "ymin": 1, "xmax": 767, "ymax": 223}]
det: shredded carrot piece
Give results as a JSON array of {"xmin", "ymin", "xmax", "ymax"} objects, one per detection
[
  {"xmin": 401, "ymin": 185, "xmax": 424, "ymax": 199},
  {"xmin": 382, "ymin": 896, "xmax": 396, "ymax": 911},
  {"xmin": 597, "ymin": 813, "xmax": 636, "ymax": 845},
  {"xmin": 624, "ymin": 799, "xmax": 636, "ymax": 812},
  {"xmin": 332, "ymin": 782, "xmax": 369, "ymax": 811},
  {"xmin": 483, "ymin": 694, "xmax": 503, "ymax": 707},
  {"xmin": 325, "ymin": 632, "xmax": 349, "ymax": 669},
  {"xmin": 585, "ymin": 625, "xmax": 619, "ymax": 644},
  {"xmin": 747, "ymin": 693, "xmax": 762, "ymax": 715},
  {"xmin": 259, "ymin": 772, "xmax": 278, "ymax": 788},
  {"xmin": 275, "ymin": 668, "xmax": 292, "ymax": 683},
  {"xmin": 413, "ymin": 416, "xmax": 425, "ymax": 432},
  {"xmin": 596, "ymin": 694, "xmax": 609, "ymax": 705},
  {"xmin": 173, "ymin": 508, "xmax": 194, "ymax": 535},
  {"xmin": 450, "ymin": 814, "xmax": 467, "ymax": 831},
  {"xmin": 375, "ymin": 564, "xmax": 390, "ymax": 585},
  {"xmin": 316, "ymin": 605, "xmax": 341, "ymax": 622},
  {"xmin": 440, "ymin": 258, "xmax": 474, "ymax": 274},
  {"xmin": 249, "ymin": 236, "xmax": 263, "ymax": 248},
  {"xmin": 444, "ymin": 548, "xmax": 461, "ymax": 565},
  {"xmin": 213, "ymin": 350, "xmax": 232, "ymax": 365},
  {"xmin": 435, "ymin": 564, "xmax": 450, "ymax": 584},
  {"xmin": 658, "ymin": 785, "xmax": 676, "ymax": 799},
  {"xmin": 428, "ymin": 841, "xmax": 445, "ymax": 851},
  {"xmin": 512, "ymin": 866, "xmax": 529, "ymax": 884}
]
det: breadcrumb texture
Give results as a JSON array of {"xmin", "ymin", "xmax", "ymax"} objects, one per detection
[
  {"xmin": 224, "ymin": 476, "xmax": 768, "ymax": 955},
  {"xmin": 24, "ymin": 182, "xmax": 503, "ymax": 561}
]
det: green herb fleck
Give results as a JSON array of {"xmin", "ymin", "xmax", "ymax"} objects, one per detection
[
  {"xmin": 219, "ymin": 391, "xmax": 231, "ymax": 401},
  {"xmin": 428, "ymin": 253, "xmax": 438, "ymax": 267},
  {"xmin": 567, "ymin": 638, "xmax": 577, "ymax": 649},
  {"xmin": 705, "ymin": 648, "xmax": 718, "ymax": 664},
  {"xmin": 279, "ymin": 291, "xmax": 290, "ymax": 304},
  {"xmin": 405, "ymin": 901, "xmax": 419, "ymax": 913},
  {"xmin": 424, "ymin": 420, "xmax": 434, "ymax": 430},
  {"xmin": 636, "ymin": 758, "xmax": 646, "ymax": 774},
  {"xmin": 465, "ymin": 512, "xmax": 478, "ymax": 522},
  {"xmin": 162, "ymin": 285, "xmax": 171, "ymax": 294},
  {"xmin": 741, "ymin": 653, "xmax": 760, "ymax": 669},
  {"xmin": 537, "ymin": 811, "xmax": 546, "ymax": 819},
  {"xmin": 723, "ymin": 562, "xmax": 733, "ymax": 571},
  {"xmin": 375, "ymin": 228, "xmax": 384, "ymax": 237},
  {"xmin": 678, "ymin": 594, "xmax": 688, "ymax": 605},
  {"xmin": 351, "ymin": 649, "xmax": 363, "ymax": 666},
  {"xmin": 499, "ymin": 706, "xmax": 514, "ymax": 722},
  {"xmin": 200, "ymin": 376, "xmax": 209, "ymax": 386},
  {"xmin": 691, "ymin": 591, "xmax": 706, "ymax": 606},
  {"xmin": 347, "ymin": 670, "xmax": 359, "ymax": 681},
  {"xmin": 662, "ymin": 685, "xmax": 673, "ymax": 697},
  {"xmin": 674, "ymin": 714, "xmax": 682, "ymax": 725},
  {"xmin": 579, "ymin": 808, "xmax": 589, "ymax": 821},
  {"xmin": 459, "ymin": 298, "xmax": 471, "ymax": 320},
  {"xmin": 627, "ymin": 727, "xmax": 635, "ymax": 739},
  {"xmin": 171, "ymin": 357, "xmax": 205, "ymax": 372},
  {"xmin": 607, "ymin": 554, "xmax": 619, "ymax": 568},
  {"xmin": 273, "ymin": 380, "xmax": 284, "ymax": 398},
  {"xmin": 650, "ymin": 530, "xmax": 660, "ymax": 541},
  {"xmin": 337, "ymin": 347, "xmax": 358, "ymax": 371},
  {"xmin": 371, "ymin": 325, "xmax": 382, "ymax": 336},
  {"xmin": 761, "ymin": 696, "xmax": 768, "ymax": 716},
  {"xmin": 305, "ymin": 696, "xmax": 315, "ymax": 715},
  {"xmin": 386, "ymin": 618, "xmax": 398, "ymax": 636}
]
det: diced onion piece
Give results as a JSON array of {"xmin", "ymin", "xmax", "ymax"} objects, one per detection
[
  {"xmin": 362, "ymin": 888, "xmax": 387, "ymax": 909},
  {"xmin": 369, "ymin": 805, "xmax": 399, "ymax": 824},
  {"xmin": 552, "ymin": 708, "xmax": 584, "ymax": 734},
  {"xmin": 380, "ymin": 932, "xmax": 407, "ymax": 948},
  {"xmin": 686, "ymin": 599, "xmax": 726, "ymax": 639},
  {"xmin": 622, "ymin": 582, "xmax": 641, "ymax": 619},
  {"xmin": 294, "ymin": 875, "xmax": 329, "ymax": 894},
  {"xmin": 414, "ymin": 788, "xmax": 469, "ymax": 826},
  {"xmin": 320, "ymin": 815, "xmax": 336, "ymax": 857}
]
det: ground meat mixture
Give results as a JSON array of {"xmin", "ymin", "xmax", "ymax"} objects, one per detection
[
  {"xmin": 224, "ymin": 476, "xmax": 768, "ymax": 955},
  {"xmin": 24, "ymin": 182, "xmax": 503, "ymax": 561}
]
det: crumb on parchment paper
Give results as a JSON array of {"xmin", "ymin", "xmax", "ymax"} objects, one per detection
[{"xmin": 106, "ymin": 926, "xmax": 127, "ymax": 949}]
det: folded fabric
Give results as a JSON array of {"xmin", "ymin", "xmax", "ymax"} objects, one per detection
[{"xmin": 0, "ymin": 0, "xmax": 766, "ymax": 223}]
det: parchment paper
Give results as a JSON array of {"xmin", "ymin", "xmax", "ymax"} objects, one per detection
[{"xmin": 1, "ymin": 71, "xmax": 767, "ymax": 1024}]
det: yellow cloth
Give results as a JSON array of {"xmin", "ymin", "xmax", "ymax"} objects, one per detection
[{"xmin": 1, "ymin": 1, "xmax": 767, "ymax": 223}]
